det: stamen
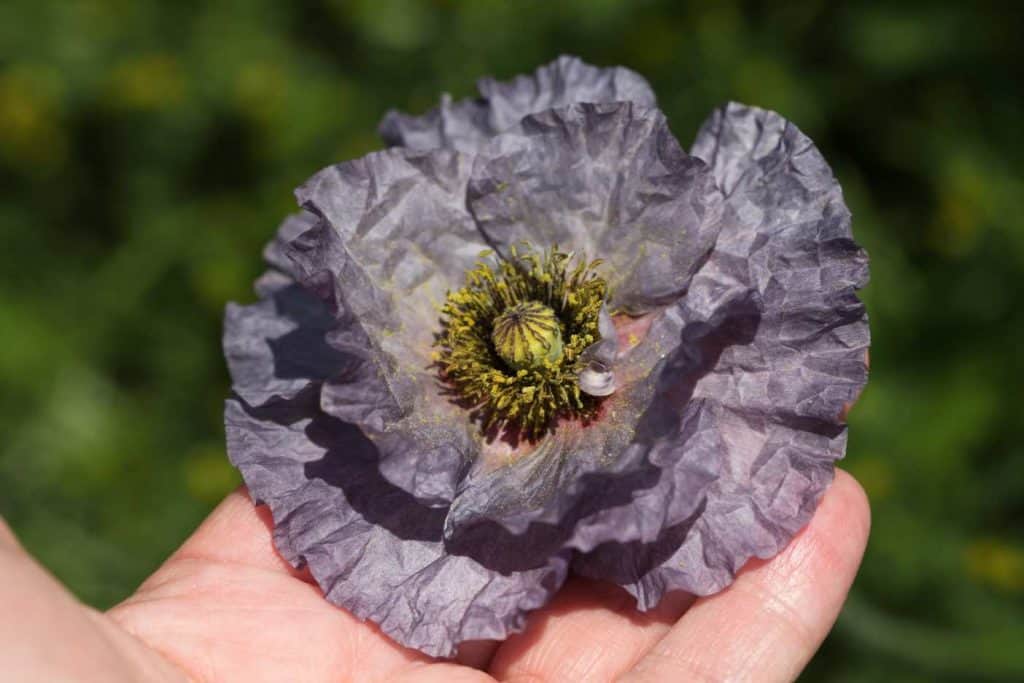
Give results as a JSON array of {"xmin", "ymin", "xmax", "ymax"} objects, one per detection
[{"xmin": 434, "ymin": 245, "xmax": 609, "ymax": 439}]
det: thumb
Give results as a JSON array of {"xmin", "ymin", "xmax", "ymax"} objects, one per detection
[
  {"xmin": 0, "ymin": 514, "xmax": 187, "ymax": 682},
  {"xmin": 0, "ymin": 515, "xmax": 20, "ymax": 549}
]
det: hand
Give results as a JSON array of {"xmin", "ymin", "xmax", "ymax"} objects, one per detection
[{"xmin": 0, "ymin": 470, "xmax": 869, "ymax": 682}]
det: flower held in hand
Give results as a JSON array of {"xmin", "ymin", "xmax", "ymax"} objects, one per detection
[{"xmin": 223, "ymin": 56, "xmax": 870, "ymax": 657}]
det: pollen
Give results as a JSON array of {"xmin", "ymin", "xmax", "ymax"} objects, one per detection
[{"xmin": 434, "ymin": 245, "xmax": 608, "ymax": 439}]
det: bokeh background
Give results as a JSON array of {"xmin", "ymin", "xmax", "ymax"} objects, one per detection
[{"xmin": 1, "ymin": 1, "xmax": 1022, "ymax": 679}]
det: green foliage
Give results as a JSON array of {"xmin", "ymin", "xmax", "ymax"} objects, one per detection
[{"xmin": 0, "ymin": 1, "xmax": 1021, "ymax": 679}]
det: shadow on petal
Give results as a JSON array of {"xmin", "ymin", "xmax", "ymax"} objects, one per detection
[
  {"xmin": 633, "ymin": 293, "xmax": 762, "ymax": 444},
  {"xmin": 267, "ymin": 284, "xmax": 352, "ymax": 382},
  {"xmin": 301, "ymin": 415, "xmax": 449, "ymax": 544},
  {"xmin": 440, "ymin": 296, "xmax": 764, "ymax": 576},
  {"xmin": 572, "ymin": 497, "xmax": 708, "ymax": 588},
  {"xmin": 233, "ymin": 390, "xmax": 448, "ymax": 544},
  {"xmin": 443, "ymin": 460, "xmax": 661, "ymax": 575}
]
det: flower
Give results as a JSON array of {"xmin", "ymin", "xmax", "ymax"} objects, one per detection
[{"xmin": 223, "ymin": 55, "xmax": 870, "ymax": 657}]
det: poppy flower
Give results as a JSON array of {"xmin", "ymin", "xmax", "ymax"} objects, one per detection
[{"xmin": 223, "ymin": 56, "xmax": 869, "ymax": 656}]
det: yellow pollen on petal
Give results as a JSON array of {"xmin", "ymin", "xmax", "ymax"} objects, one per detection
[{"xmin": 432, "ymin": 245, "xmax": 609, "ymax": 439}]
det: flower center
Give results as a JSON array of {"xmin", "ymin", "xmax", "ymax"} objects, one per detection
[
  {"xmin": 491, "ymin": 301, "xmax": 564, "ymax": 370},
  {"xmin": 433, "ymin": 246, "xmax": 609, "ymax": 439}
]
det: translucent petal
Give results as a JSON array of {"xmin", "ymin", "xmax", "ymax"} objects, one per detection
[
  {"xmin": 468, "ymin": 102, "xmax": 723, "ymax": 313},
  {"xmin": 380, "ymin": 55, "xmax": 656, "ymax": 153}
]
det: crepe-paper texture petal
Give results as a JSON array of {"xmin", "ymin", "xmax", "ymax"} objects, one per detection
[
  {"xmin": 223, "ymin": 56, "xmax": 870, "ymax": 657},
  {"xmin": 225, "ymin": 394, "xmax": 568, "ymax": 657},
  {"xmin": 380, "ymin": 55, "xmax": 656, "ymax": 153},
  {"xmin": 468, "ymin": 101, "xmax": 722, "ymax": 313},
  {"xmin": 573, "ymin": 102, "xmax": 869, "ymax": 604},
  {"xmin": 285, "ymin": 147, "xmax": 490, "ymax": 503}
]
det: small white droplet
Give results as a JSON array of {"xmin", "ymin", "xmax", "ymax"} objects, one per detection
[{"xmin": 578, "ymin": 360, "xmax": 616, "ymax": 397}]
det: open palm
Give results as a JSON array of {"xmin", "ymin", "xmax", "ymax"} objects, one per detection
[{"xmin": 1, "ymin": 470, "xmax": 868, "ymax": 682}]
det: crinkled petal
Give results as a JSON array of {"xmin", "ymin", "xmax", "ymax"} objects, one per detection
[
  {"xmin": 440, "ymin": 303, "xmax": 723, "ymax": 568},
  {"xmin": 225, "ymin": 395, "xmax": 568, "ymax": 657},
  {"xmin": 379, "ymin": 93, "xmax": 490, "ymax": 155},
  {"xmin": 440, "ymin": 103, "xmax": 728, "ymax": 566},
  {"xmin": 442, "ymin": 405, "xmax": 657, "ymax": 570},
  {"xmin": 380, "ymin": 55, "xmax": 656, "ymax": 154},
  {"xmin": 477, "ymin": 55, "xmax": 657, "ymax": 137},
  {"xmin": 223, "ymin": 209, "xmax": 347, "ymax": 407},
  {"xmin": 263, "ymin": 211, "xmax": 318, "ymax": 280},
  {"xmin": 468, "ymin": 101, "xmax": 723, "ymax": 313},
  {"xmin": 290, "ymin": 147, "xmax": 486, "ymax": 372},
  {"xmin": 284, "ymin": 146, "xmax": 493, "ymax": 502},
  {"xmin": 572, "ymin": 102, "xmax": 870, "ymax": 604},
  {"xmin": 223, "ymin": 275, "xmax": 352, "ymax": 406}
]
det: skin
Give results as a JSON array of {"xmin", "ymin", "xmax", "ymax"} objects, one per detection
[{"xmin": 0, "ymin": 470, "xmax": 869, "ymax": 682}]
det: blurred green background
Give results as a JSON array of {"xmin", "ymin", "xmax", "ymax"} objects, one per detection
[{"xmin": 1, "ymin": 0, "xmax": 1021, "ymax": 680}]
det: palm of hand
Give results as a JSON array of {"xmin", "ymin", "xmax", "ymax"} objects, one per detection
[{"xmin": 2, "ymin": 472, "xmax": 868, "ymax": 682}]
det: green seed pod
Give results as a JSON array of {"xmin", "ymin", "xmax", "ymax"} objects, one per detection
[
  {"xmin": 491, "ymin": 301, "xmax": 564, "ymax": 370},
  {"xmin": 434, "ymin": 246, "xmax": 608, "ymax": 438}
]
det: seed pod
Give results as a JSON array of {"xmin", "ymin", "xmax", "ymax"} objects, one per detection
[{"xmin": 491, "ymin": 300, "xmax": 564, "ymax": 370}]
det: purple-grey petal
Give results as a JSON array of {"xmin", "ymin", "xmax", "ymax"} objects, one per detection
[
  {"xmin": 379, "ymin": 55, "xmax": 657, "ymax": 153},
  {"xmin": 225, "ymin": 395, "xmax": 569, "ymax": 657},
  {"xmin": 573, "ymin": 102, "xmax": 869, "ymax": 604},
  {"xmin": 263, "ymin": 211, "xmax": 319, "ymax": 280},
  {"xmin": 285, "ymin": 146, "xmax": 492, "ymax": 502},
  {"xmin": 223, "ymin": 277, "xmax": 352, "ymax": 407},
  {"xmin": 291, "ymin": 146, "xmax": 487, "ymax": 361},
  {"xmin": 468, "ymin": 101, "xmax": 723, "ymax": 313}
]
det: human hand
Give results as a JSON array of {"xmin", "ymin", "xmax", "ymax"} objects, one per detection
[{"xmin": 0, "ymin": 470, "xmax": 868, "ymax": 682}]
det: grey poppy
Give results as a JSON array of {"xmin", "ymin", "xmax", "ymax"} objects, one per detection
[{"xmin": 223, "ymin": 55, "xmax": 869, "ymax": 657}]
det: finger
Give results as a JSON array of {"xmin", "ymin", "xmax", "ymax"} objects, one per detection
[
  {"xmin": 0, "ymin": 515, "xmax": 20, "ymax": 549},
  {"xmin": 0, "ymin": 519, "xmax": 185, "ymax": 682},
  {"xmin": 488, "ymin": 578, "xmax": 694, "ymax": 681},
  {"xmin": 112, "ymin": 487, "xmax": 489, "ymax": 682},
  {"xmin": 114, "ymin": 556, "xmax": 492, "ymax": 683},
  {"xmin": 166, "ymin": 488, "xmax": 499, "ymax": 674},
  {"xmin": 455, "ymin": 639, "xmax": 500, "ymax": 669},
  {"xmin": 161, "ymin": 486, "xmax": 304, "ymax": 579},
  {"xmin": 621, "ymin": 469, "xmax": 870, "ymax": 683}
]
